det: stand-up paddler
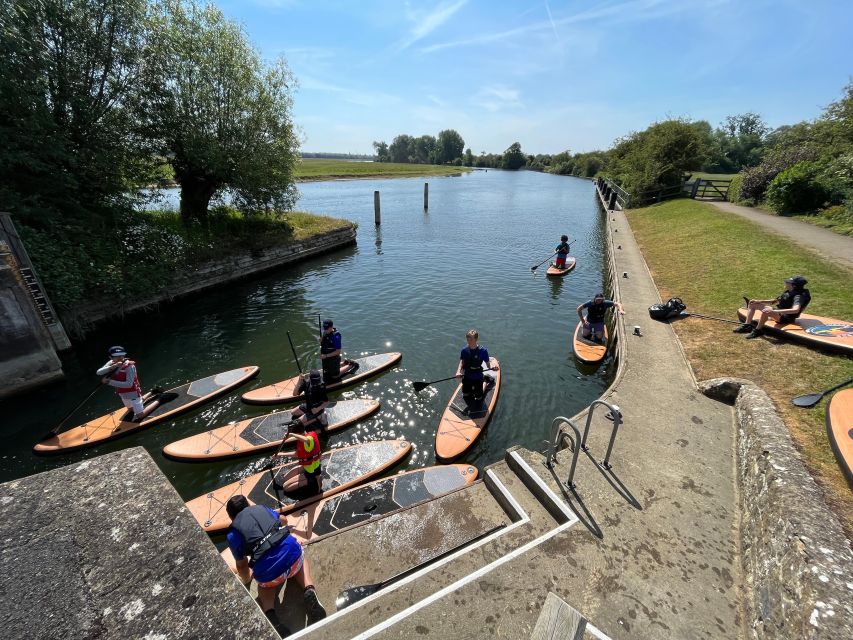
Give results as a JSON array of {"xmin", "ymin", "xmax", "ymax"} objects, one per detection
[
  {"xmin": 455, "ymin": 329, "xmax": 499, "ymax": 407},
  {"xmin": 319, "ymin": 319, "xmax": 358, "ymax": 384},
  {"xmin": 96, "ymin": 346, "xmax": 144, "ymax": 421}
]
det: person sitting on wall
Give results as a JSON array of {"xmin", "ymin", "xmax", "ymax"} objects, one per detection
[
  {"xmin": 734, "ymin": 275, "xmax": 811, "ymax": 340},
  {"xmin": 226, "ymin": 495, "xmax": 327, "ymax": 634}
]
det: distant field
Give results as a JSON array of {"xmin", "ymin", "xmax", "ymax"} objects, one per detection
[
  {"xmin": 689, "ymin": 172, "xmax": 738, "ymax": 181},
  {"xmin": 295, "ymin": 158, "xmax": 471, "ymax": 180}
]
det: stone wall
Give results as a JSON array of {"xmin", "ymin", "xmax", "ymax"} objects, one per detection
[
  {"xmin": 72, "ymin": 224, "xmax": 356, "ymax": 332},
  {"xmin": 0, "ymin": 448, "xmax": 279, "ymax": 640},
  {"xmin": 700, "ymin": 378, "xmax": 853, "ymax": 640}
]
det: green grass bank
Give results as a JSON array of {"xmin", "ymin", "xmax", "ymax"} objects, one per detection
[
  {"xmin": 625, "ymin": 198, "xmax": 853, "ymax": 537},
  {"xmin": 295, "ymin": 158, "xmax": 471, "ymax": 180}
]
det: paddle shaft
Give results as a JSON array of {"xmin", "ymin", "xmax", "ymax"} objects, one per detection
[
  {"xmin": 46, "ymin": 382, "xmax": 104, "ymax": 437},
  {"xmin": 682, "ymin": 312, "xmax": 743, "ymax": 326},
  {"xmin": 413, "ymin": 367, "xmax": 495, "ymax": 391},
  {"xmin": 286, "ymin": 331, "xmax": 303, "ymax": 374},
  {"xmin": 530, "ymin": 252, "xmax": 557, "ymax": 271},
  {"xmin": 336, "ymin": 523, "xmax": 506, "ymax": 608}
]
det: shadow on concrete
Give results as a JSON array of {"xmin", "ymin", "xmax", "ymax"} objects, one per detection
[
  {"xmin": 545, "ymin": 463, "xmax": 603, "ymax": 540},
  {"xmin": 583, "ymin": 448, "xmax": 642, "ymax": 511}
]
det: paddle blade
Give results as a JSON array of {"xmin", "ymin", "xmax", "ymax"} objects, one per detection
[
  {"xmin": 412, "ymin": 381, "xmax": 430, "ymax": 392},
  {"xmin": 792, "ymin": 393, "xmax": 823, "ymax": 408},
  {"xmin": 336, "ymin": 583, "xmax": 382, "ymax": 610}
]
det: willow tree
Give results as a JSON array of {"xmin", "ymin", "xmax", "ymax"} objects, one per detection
[{"xmin": 144, "ymin": 0, "xmax": 299, "ymax": 224}]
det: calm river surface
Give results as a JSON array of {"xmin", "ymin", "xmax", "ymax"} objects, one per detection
[{"xmin": 1, "ymin": 170, "xmax": 611, "ymax": 502}]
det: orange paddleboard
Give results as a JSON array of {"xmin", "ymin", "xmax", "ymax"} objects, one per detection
[
  {"xmin": 185, "ymin": 439, "xmax": 411, "ymax": 534},
  {"xmin": 826, "ymin": 389, "xmax": 853, "ymax": 484},
  {"xmin": 737, "ymin": 308, "xmax": 853, "ymax": 355},
  {"xmin": 546, "ymin": 257, "xmax": 576, "ymax": 277},
  {"xmin": 242, "ymin": 352, "xmax": 401, "ymax": 405},
  {"xmin": 572, "ymin": 322, "xmax": 608, "ymax": 364},
  {"xmin": 163, "ymin": 398, "xmax": 380, "ymax": 461},
  {"xmin": 435, "ymin": 358, "xmax": 501, "ymax": 462},
  {"xmin": 33, "ymin": 367, "xmax": 259, "ymax": 455}
]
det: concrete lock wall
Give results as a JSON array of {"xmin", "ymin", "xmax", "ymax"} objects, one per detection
[{"xmin": 0, "ymin": 248, "xmax": 64, "ymax": 399}]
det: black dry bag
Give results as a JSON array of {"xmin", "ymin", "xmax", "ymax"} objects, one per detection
[{"xmin": 648, "ymin": 297, "xmax": 686, "ymax": 321}]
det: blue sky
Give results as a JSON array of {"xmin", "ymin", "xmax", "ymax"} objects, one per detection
[{"xmin": 217, "ymin": 0, "xmax": 853, "ymax": 155}]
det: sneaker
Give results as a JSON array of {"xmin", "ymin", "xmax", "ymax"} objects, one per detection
[
  {"xmin": 264, "ymin": 609, "xmax": 291, "ymax": 636},
  {"xmin": 303, "ymin": 587, "xmax": 327, "ymax": 624},
  {"xmin": 733, "ymin": 322, "xmax": 755, "ymax": 334},
  {"xmin": 746, "ymin": 329, "xmax": 764, "ymax": 340}
]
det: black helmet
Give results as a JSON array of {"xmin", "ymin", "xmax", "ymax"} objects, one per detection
[{"xmin": 785, "ymin": 275, "xmax": 808, "ymax": 287}]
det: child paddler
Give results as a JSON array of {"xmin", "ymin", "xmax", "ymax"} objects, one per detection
[
  {"xmin": 290, "ymin": 369, "xmax": 329, "ymax": 431},
  {"xmin": 226, "ymin": 495, "xmax": 327, "ymax": 634},
  {"xmin": 272, "ymin": 420, "xmax": 324, "ymax": 501},
  {"xmin": 455, "ymin": 329, "xmax": 499, "ymax": 407},
  {"xmin": 554, "ymin": 235, "xmax": 571, "ymax": 270}
]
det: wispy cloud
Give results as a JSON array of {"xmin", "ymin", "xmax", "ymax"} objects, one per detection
[
  {"xmin": 421, "ymin": 0, "xmax": 698, "ymax": 54},
  {"xmin": 395, "ymin": 0, "xmax": 468, "ymax": 51},
  {"xmin": 473, "ymin": 85, "xmax": 523, "ymax": 112},
  {"xmin": 299, "ymin": 75, "xmax": 400, "ymax": 108}
]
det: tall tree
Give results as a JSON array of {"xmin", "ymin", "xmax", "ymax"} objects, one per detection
[
  {"xmin": 502, "ymin": 142, "xmax": 526, "ymax": 170},
  {"xmin": 0, "ymin": 0, "xmax": 152, "ymax": 224},
  {"xmin": 413, "ymin": 135, "xmax": 436, "ymax": 164},
  {"xmin": 144, "ymin": 0, "xmax": 299, "ymax": 224},
  {"xmin": 388, "ymin": 134, "xmax": 415, "ymax": 163},
  {"xmin": 436, "ymin": 129, "xmax": 464, "ymax": 164},
  {"xmin": 372, "ymin": 140, "xmax": 390, "ymax": 162}
]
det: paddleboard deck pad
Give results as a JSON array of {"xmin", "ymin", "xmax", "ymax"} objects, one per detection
[
  {"xmin": 546, "ymin": 257, "xmax": 577, "ymax": 277},
  {"xmin": 186, "ymin": 439, "xmax": 411, "ymax": 533},
  {"xmin": 737, "ymin": 308, "xmax": 853, "ymax": 355},
  {"xmin": 435, "ymin": 358, "xmax": 501, "ymax": 462},
  {"xmin": 242, "ymin": 352, "xmax": 402, "ymax": 405},
  {"xmin": 162, "ymin": 398, "xmax": 380, "ymax": 461},
  {"xmin": 33, "ymin": 367, "xmax": 260, "ymax": 455},
  {"xmin": 573, "ymin": 322, "xmax": 608, "ymax": 364},
  {"xmin": 220, "ymin": 463, "xmax": 478, "ymax": 572},
  {"xmin": 826, "ymin": 388, "xmax": 853, "ymax": 484}
]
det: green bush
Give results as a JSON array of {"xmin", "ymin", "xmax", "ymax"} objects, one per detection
[
  {"xmin": 727, "ymin": 174, "xmax": 743, "ymax": 203},
  {"xmin": 765, "ymin": 161, "xmax": 835, "ymax": 214}
]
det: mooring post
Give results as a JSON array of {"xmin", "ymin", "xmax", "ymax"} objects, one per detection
[
  {"xmin": 374, "ymin": 190, "xmax": 381, "ymax": 225},
  {"xmin": 424, "ymin": 182, "xmax": 429, "ymax": 210},
  {"xmin": 608, "ymin": 190, "xmax": 618, "ymax": 210}
]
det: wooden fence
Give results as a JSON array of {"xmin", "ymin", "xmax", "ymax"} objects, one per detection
[{"xmin": 596, "ymin": 177, "xmax": 732, "ymax": 209}]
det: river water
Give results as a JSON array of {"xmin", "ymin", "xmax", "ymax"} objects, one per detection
[{"xmin": 0, "ymin": 169, "xmax": 611, "ymax": 503}]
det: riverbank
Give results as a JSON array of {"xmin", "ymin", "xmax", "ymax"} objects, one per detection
[
  {"xmin": 295, "ymin": 158, "xmax": 472, "ymax": 181},
  {"xmin": 625, "ymin": 198, "xmax": 853, "ymax": 537}
]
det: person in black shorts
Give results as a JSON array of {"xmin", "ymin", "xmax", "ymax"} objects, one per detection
[{"xmin": 734, "ymin": 275, "xmax": 811, "ymax": 339}]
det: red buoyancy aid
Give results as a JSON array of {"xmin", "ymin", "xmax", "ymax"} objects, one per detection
[
  {"xmin": 296, "ymin": 432, "xmax": 322, "ymax": 471},
  {"xmin": 111, "ymin": 360, "xmax": 142, "ymax": 396}
]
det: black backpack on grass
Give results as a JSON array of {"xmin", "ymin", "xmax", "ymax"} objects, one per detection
[{"xmin": 648, "ymin": 297, "xmax": 686, "ymax": 321}]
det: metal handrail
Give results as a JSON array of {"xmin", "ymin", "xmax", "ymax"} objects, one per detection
[
  {"xmin": 545, "ymin": 416, "xmax": 583, "ymax": 489},
  {"xmin": 580, "ymin": 400, "xmax": 623, "ymax": 469}
]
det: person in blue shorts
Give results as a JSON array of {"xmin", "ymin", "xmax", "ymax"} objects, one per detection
[
  {"xmin": 227, "ymin": 495, "xmax": 326, "ymax": 633},
  {"xmin": 455, "ymin": 329, "xmax": 498, "ymax": 406},
  {"xmin": 577, "ymin": 293, "xmax": 625, "ymax": 343}
]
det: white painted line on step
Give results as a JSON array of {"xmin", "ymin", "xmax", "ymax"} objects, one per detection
[
  {"xmin": 509, "ymin": 450, "xmax": 579, "ymax": 525},
  {"xmin": 287, "ymin": 472, "xmax": 527, "ymax": 640},
  {"xmin": 485, "ymin": 468, "xmax": 529, "ymax": 521},
  {"xmin": 587, "ymin": 622, "xmax": 615, "ymax": 640}
]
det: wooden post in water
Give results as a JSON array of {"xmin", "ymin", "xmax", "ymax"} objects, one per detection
[
  {"xmin": 374, "ymin": 191, "xmax": 381, "ymax": 225},
  {"xmin": 423, "ymin": 183, "xmax": 429, "ymax": 210}
]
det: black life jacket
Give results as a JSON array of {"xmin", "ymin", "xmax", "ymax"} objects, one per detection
[
  {"xmin": 231, "ymin": 505, "xmax": 291, "ymax": 567},
  {"xmin": 320, "ymin": 330, "xmax": 341, "ymax": 355},
  {"xmin": 586, "ymin": 301, "xmax": 609, "ymax": 323},
  {"xmin": 461, "ymin": 347, "xmax": 486, "ymax": 373},
  {"xmin": 778, "ymin": 288, "xmax": 810, "ymax": 317},
  {"xmin": 305, "ymin": 378, "xmax": 328, "ymax": 409}
]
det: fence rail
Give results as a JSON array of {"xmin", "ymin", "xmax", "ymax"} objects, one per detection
[{"xmin": 596, "ymin": 177, "xmax": 732, "ymax": 209}]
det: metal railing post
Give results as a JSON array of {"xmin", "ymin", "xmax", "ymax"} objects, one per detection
[
  {"xmin": 545, "ymin": 416, "xmax": 583, "ymax": 490},
  {"xmin": 580, "ymin": 400, "xmax": 623, "ymax": 470}
]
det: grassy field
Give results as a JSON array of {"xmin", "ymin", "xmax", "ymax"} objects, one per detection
[
  {"xmin": 295, "ymin": 158, "xmax": 471, "ymax": 180},
  {"xmin": 689, "ymin": 172, "xmax": 738, "ymax": 181},
  {"xmin": 626, "ymin": 199, "xmax": 853, "ymax": 537}
]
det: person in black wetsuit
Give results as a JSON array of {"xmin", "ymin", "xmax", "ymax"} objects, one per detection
[
  {"xmin": 734, "ymin": 275, "xmax": 811, "ymax": 339},
  {"xmin": 455, "ymin": 329, "xmax": 499, "ymax": 406},
  {"xmin": 291, "ymin": 369, "xmax": 329, "ymax": 431},
  {"xmin": 319, "ymin": 319, "xmax": 357, "ymax": 384}
]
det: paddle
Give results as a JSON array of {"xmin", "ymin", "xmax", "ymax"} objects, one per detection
[
  {"xmin": 286, "ymin": 330, "xmax": 303, "ymax": 374},
  {"xmin": 792, "ymin": 377, "xmax": 853, "ymax": 408},
  {"xmin": 530, "ymin": 252, "xmax": 557, "ymax": 272},
  {"xmin": 40, "ymin": 382, "xmax": 104, "ymax": 440},
  {"xmin": 412, "ymin": 368, "xmax": 495, "ymax": 392},
  {"xmin": 680, "ymin": 311, "xmax": 744, "ymax": 326},
  {"xmin": 335, "ymin": 523, "xmax": 506, "ymax": 610}
]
